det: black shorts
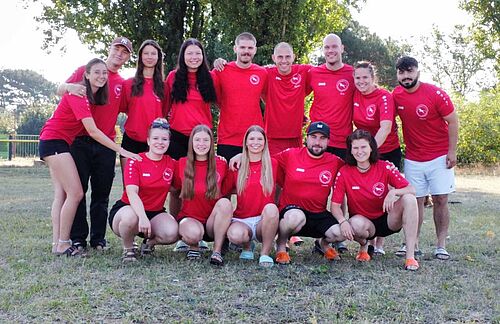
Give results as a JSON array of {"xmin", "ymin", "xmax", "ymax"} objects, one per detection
[
  {"xmin": 121, "ymin": 132, "xmax": 149, "ymax": 156},
  {"xmin": 178, "ymin": 216, "xmax": 214, "ymax": 242},
  {"xmin": 280, "ymin": 205, "xmax": 339, "ymax": 238},
  {"xmin": 39, "ymin": 139, "xmax": 70, "ymax": 160},
  {"xmin": 166, "ymin": 129, "xmax": 189, "ymax": 160},
  {"xmin": 108, "ymin": 200, "xmax": 165, "ymax": 237},
  {"xmin": 326, "ymin": 146, "xmax": 347, "ymax": 160},
  {"xmin": 380, "ymin": 147, "xmax": 402, "ymax": 171},
  {"xmin": 216, "ymin": 144, "xmax": 242, "ymax": 162},
  {"xmin": 367, "ymin": 213, "xmax": 401, "ymax": 240}
]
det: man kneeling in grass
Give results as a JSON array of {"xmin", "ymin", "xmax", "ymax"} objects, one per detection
[{"xmin": 331, "ymin": 129, "xmax": 420, "ymax": 271}]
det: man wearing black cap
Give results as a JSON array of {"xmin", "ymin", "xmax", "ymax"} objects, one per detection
[
  {"xmin": 273, "ymin": 121, "xmax": 345, "ymax": 264},
  {"xmin": 56, "ymin": 37, "xmax": 133, "ymax": 251}
]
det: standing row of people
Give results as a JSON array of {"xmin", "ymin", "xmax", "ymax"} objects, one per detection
[{"xmin": 40, "ymin": 31, "xmax": 458, "ymax": 267}]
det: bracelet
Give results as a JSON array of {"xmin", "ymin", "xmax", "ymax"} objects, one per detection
[{"xmin": 339, "ymin": 220, "xmax": 348, "ymax": 226}]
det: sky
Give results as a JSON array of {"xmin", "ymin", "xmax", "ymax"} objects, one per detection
[{"xmin": 0, "ymin": 0, "xmax": 472, "ymax": 84}]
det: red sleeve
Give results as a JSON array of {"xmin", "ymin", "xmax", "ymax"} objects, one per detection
[
  {"xmin": 274, "ymin": 149, "xmax": 289, "ymax": 187},
  {"xmin": 123, "ymin": 158, "xmax": 140, "ymax": 187},
  {"xmin": 379, "ymin": 91, "xmax": 395, "ymax": 122},
  {"xmin": 221, "ymin": 168, "xmax": 236, "ymax": 196},
  {"xmin": 434, "ymin": 87, "xmax": 455, "ymax": 117},
  {"xmin": 68, "ymin": 95, "xmax": 92, "ymax": 120},
  {"xmin": 303, "ymin": 64, "xmax": 313, "ymax": 96},
  {"xmin": 163, "ymin": 71, "xmax": 174, "ymax": 118},
  {"xmin": 211, "ymin": 69, "xmax": 223, "ymax": 107},
  {"xmin": 172, "ymin": 160, "xmax": 182, "ymax": 190},
  {"xmin": 120, "ymin": 79, "xmax": 132, "ymax": 113},
  {"xmin": 331, "ymin": 170, "xmax": 346, "ymax": 204},
  {"xmin": 386, "ymin": 163, "xmax": 409, "ymax": 189}
]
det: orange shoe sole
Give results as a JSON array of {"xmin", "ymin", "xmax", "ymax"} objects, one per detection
[
  {"xmin": 276, "ymin": 251, "xmax": 291, "ymax": 264},
  {"xmin": 405, "ymin": 258, "xmax": 420, "ymax": 271},
  {"xmin": 356, "ymin": 251, "xmax": 371, "ymax": 262},
  {"xmin": 324, "ymin": 247, "xmax": 340, "ymax": 261}
]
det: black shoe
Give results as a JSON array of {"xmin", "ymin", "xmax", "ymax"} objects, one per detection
[
  {"xmin": 72, "ymin": 241, "xmax": 87, "ymax": 252},
  {"xmin": 91, "ymin": 239, "xmax": 108, "ymax": 251},
  {"xmin": 367, "ymin": 245, "xmax": 375, "ymax": 258}
]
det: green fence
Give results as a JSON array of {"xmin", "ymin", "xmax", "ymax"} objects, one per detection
[{"xmin": 0, "ymin": 134, "xmax": 40, "ymax": 160}]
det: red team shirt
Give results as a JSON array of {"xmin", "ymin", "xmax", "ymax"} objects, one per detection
[
  {"xmin": 121, "ymin": 152, "xmax": 177, "ymax": 211},
  {"xmin": 308, "ymin": 64, "xmax": 355, "ymax": 148},
  {"xmin": 393, "ymin": 82, "xmax": 455, "ymax": 162},
  {"xmin": 173, "ymin": 157, "xmax": 228, "ymax": 224},
  {"xmin": 65, "ymin": 66, "xmax": 124, "ymax": 140},
  {"xmin": 275, "ymin": 147, "xmax": 344, "ymax": 213},
  {"xmin": 121, "ymin": 77, "xmax": 165, "ymax": 143},
  {"xmin": 353, "ymin": 88, "xmax": 400, "ymax": 153},
  {"xmin": 39, "ymin": 94, "xmax": 92, "ymax": 144},
  {"xmin": 264, "ymin": 65, "xmax": 312, "ymax": 139},
  {"xmin": 164, "ymin": 70, "xmax": 217, "ymax": 136},
  {"xmin": 223, "ymin": 159, "xmax": 278, "ymax": 219},
  {"xmin": 212, "ymin": 62, "xmax": 268, "ymax": 146},
  {"xmin": 332, "ymin": 160, "xmax": 409, "ymax": 219}
]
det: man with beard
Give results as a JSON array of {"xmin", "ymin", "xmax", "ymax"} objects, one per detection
[
  {"xmin": 56, "ymin": 37, "xmax": 132, "ymax": 251},
  {"xmin": 273, "ymin": 122, "xmax": 345, "ymax": 264},
  {"xmin": 392, "ymin": 56, "xmax": 459, "ymax": 260},
  {"xmin": 212, "ymin": 32, "xmax": 268, "ymax": 161}
]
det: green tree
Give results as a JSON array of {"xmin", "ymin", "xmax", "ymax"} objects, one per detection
[
  {"xmin": 0, "ymin": 69, "xmax": 56, "ymax": 109},
  {"xmin": 17, "ymin": 105, "xmax": 53, "ymax": 135}
]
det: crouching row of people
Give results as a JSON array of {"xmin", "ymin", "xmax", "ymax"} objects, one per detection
[{"xmin": 110, "ymin": 119, "xmax": 419, "ymax": 270}]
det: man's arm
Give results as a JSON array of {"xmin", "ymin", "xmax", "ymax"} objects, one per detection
[{"xmin": 443, "ymin": 110, "xmax": 459, "ymax": 168}]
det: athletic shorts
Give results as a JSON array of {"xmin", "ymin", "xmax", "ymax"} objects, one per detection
[
  {"xmin": 404, "ymin": 155, "xmax": 455, "ymax": 197},
  {"xmin": 326, "ymin": 146, "xmax": 347, "ymax": 160},
  {"xmin": 380, "ymin": 147, "xmax": 402, "ymax": 171},
  {"xmin": 166, "ymin": 129, "xmax": 189, "ymax": 160},
  {"xmin": 108, "ymin": 199, "xmax": 165, "ymax": 237},
  {"xmin": 366, "ymin": 213, "xmax": 401, "ymax": 240},
  {"xmin": 231, "ymin": 215, "xmax": 262, "ymax": 242},
  {"xmin": 39, "ymin": 139, "xmax": 70, "ymax": 160},
  {"xmin": 121, "ymin": 132, "xmax": 148, "ymax": 156},
  {"xmin": 216, "ymin": 144, "xmax": 242, "ymax": 162},
  {"xmin": 178, "ymin": 216, "xmax": 214, "ymax": 242},
  {"xmin": 280, "ymin": 205, "xmax": 338, "ymax": 238},
  {"xmin": 268, "ymin": 137, "xmax": 303, "ymax": 156}
]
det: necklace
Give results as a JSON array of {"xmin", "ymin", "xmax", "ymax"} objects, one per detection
[{"xmin": 357, "ymin": 164, "xmax": 371, "ymax": 172}]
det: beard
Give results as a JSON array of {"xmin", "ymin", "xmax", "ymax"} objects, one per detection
[
  {"xmin": 307, "ymin": 145, "xmax": 327, "ymax": 157},
  {"xmin": 398, "ymin": 76, "xmax": 419, "ymax": 89}
]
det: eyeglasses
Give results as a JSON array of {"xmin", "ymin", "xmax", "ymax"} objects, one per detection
[{"xmin": 151, "ymin": 120, "xmax": 170, "ymax": 130}]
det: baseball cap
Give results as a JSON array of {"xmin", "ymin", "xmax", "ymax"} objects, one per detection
[
  {"xmin": 111, "ymin": 36, "xmax": 133, "ymax": 53},
  {"xmin": 307, "ymin": 121, "xmax": 330, "ymax": 138}
]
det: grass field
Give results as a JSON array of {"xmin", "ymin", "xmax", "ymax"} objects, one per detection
[{"xmin": 0, "ymin": 165, "xmax": 498, "ymax": 322}]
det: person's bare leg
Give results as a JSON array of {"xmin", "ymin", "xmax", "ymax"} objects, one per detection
[
  {"xmin": 276, "ymin": 210, "xmax": 305, "ymax": 252},
  {"xmin": 432, "ymin": 194, "xmax": 449, "ymax": 249},
  {"xmin": 206, "ymin": 198, "xmax": 233, "ymax": 253},
  {"xmin": 257, "ymin": 204, "xmax": 279, "ymax": 256}
]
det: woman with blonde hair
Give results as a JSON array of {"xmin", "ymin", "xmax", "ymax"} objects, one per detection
[{"xmin": 224, "ymin": 125, "xmax": 279, "ymax": 267}]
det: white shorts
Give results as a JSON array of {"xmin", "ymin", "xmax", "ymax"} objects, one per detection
[
  {"xmin": 404, "ymin": 155, "xmax": 455, "ymax": 198},
  {"xmin": 231, "ymin": 215, "xmax": 262, "ymax": 242}
]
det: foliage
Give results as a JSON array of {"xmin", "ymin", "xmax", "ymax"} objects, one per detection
[
  {"xmin": 33, "ymin": 0, "xmax": 358, "ymax": 69},
  {"xmin": 339, "ymin": 21, "xmax": 411, "ymax": 89},
  {"xmin": 459, "ymin": 0, "xmax": 500, "ymax": 73},
  {"xmin": 16, "ymin": 105, "xmax": 53, "ymax": 135},
  {"xmin": 0, "ymin": 69, "xmax": 56, "ymax": 109},
  {"xmin": 457, "ymin": 86, "xmax": 500, "ymax": 165},
  {"xmin": 420, "ymin": 25, "xmax": 497, "ymax": 96},
  {"xmin": 0, "ymin": 111, "xmax": 16, "ymax": 134}
]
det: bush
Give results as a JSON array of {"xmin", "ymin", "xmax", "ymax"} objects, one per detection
[{"xmin": 457, "ymin": 86, "xmax": 500, "ymax": 165}]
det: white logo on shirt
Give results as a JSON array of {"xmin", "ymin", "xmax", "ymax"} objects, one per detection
[
  {"xmin": 318, "ymin": 82, "xmax": 326, "ymax": 86},
  {"xmin": 398, "ymin": 106, "xmax": 405, "ymax": 110},
  {"xmin": 291, "ymin": 73, "xmax": 301, "ymax": 85},
  {"xmin": 114, "ymin": 85, "xmax": 122, "ymax": 98},
  {"xmin": 143, "ymin": 173, "xmax": 151, "ymax": 177},
  {"xmin": 250, "ymin": 74, "xmax": 260, "ymax": 85},
  {"xmin": 352, "ymin": 186, "xmax": 360, "ymax": 190},
  {"xmin": 372, "ymin": 182, "xmax": 385, "ymax": 197},
  {"xmin": 366, "ymin": 104, "xmax": 376, "ymax": 118},
  {"xmin": 336, "ymin": 79, "xmax": 349, "ymax": 92},
  {"xmin": 296, "ymin": 168, "xmax": 305, "ymax": 172},
  {"xmin": 416, "ymin": 104, "xmax": 429, "ymax": 118},
  {"xmin": 163, "ymin": 168, "xmax": 173, "ymax": 181},
  {"xmin": 319, "ymin": 170, "xmax": 332, "ymax": 185}
]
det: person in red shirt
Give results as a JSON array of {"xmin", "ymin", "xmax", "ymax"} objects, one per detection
[
  {"xmin": 212, "ymin": 32, "xmax": 268, "ymax": 161},
  {"xmin": 57, "ymin": 36, "xmax": 132, "ymax": 251},
  {"xmin": 120, "ymin": 40, "xmax": 166, "ymax": 173},
  {"xmin": 173, "ymin": 125, "xmax": 233, "ymax": 266},
  {"xmin": 109, "ymin": 118, "xmax": 178, "ymax": 262},
  {"xmin": 164, "ymin": 38, "xmax": 218, "ymax": 160},
  {"xmin": 331, "ymin": 129, "xmax": 419, "ymax": 270},
  {"xmin": 308, "ymin": 34, "xmax": 355, "ymax": 159},
  {"xmin": 393, "ymin": 56, "xmax": 459, "ymax": 260},
  {"xmin": 352, "ymin": 61, "xmax": 402, "ymax": 255},
  {"xmin": 39, "ymin": 58, "xmax": 140, "ymax": 257},
  {"xmin": 224, "ymin": 126, "xmax": 279, "ymax": 267},
  {"xmin": 274, "ymin": 122, "xmax": 345, "ymax": 265}
]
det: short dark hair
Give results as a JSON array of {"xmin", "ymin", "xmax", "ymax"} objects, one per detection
[
  {"xmin": 345, "ymin": 129, "xmax": 379, "ymax": 166},
  {"xmin": 235, "ymin": 32, "xmax": 257, "ymax": 46},
  {"xmin": 396, "ymin": 56, "xmax": 419, "ymax": 71}
]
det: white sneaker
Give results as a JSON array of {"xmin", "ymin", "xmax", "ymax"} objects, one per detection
[{"xmin": 374, "ymin": 247, "xmax": 386, "ymax": 255}]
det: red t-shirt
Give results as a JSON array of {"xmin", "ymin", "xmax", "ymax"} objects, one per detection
[
  {"xmin": 65, "ymin": 66, "xmax": 124, "ymax": 140},
  {"xmin": 212, "ymin": 62, "xmax": 268, "ymax": 146},
  {"xmin": 332, "ymin": 160, "xmax": 409, "ymax": 219},
  {"xmin": 275, "ymin": 147, "xmax": 344, "ymax": 213},
  {"xmin": 224, "ymin": 159, "xmax": 278, "ymax": 218},
  {"xmin": 121, "ymin": 152, "xmax": 176, "ymax": 211},
  {"xmin": 173, "ymin": 156, "xmax": 228, "ymax": 224},
  {"xmin": 353, "ymin": 88, "xmax": 400, "ymax": 153},
  {"xmin": 393, "ymin": 82, "xmax": 455, "ymax": 161},
  {"xmin": 40, "ymin": 94, "xmax": 92, "ymax": 144},
  {"xmin": 308, "ymin": 64, "xmax": 355, "ymax": 148},
  {"xmin": 164, "ymin": 70, "xmax": 216, "ymax": 136},
  {"xmin": 264, "ymin": 64, "xmax": 312, "ymax": 139},
  {"xmin": 121, "ymin": 77, "xmax": 165, "ymax": 143}
]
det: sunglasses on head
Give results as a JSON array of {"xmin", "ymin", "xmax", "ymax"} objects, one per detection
[{"xmin": 151, "ymin": 120, "xmax": 170, "ymax": 130}]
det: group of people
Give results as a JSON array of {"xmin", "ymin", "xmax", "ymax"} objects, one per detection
[{"xmin": 39, "ymin": 31, "xmax": 459, "ymax": 271}]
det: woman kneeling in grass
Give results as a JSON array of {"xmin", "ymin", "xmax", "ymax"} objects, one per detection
[
  {"xmin": 331, "ymin": 129, "xmax": 420, "ymax": 270},
  {"xmin": 39, "ymin": 58, "xmax": 139, "ymax": 257},
  {"xmin": 224, "ymin": 126, "xmax": 279, "ymax": 267},
  {"xmin": 109, "ymin": 118, "xmax": 178, "ymax": 262},
  {"xmin": 173, "ymin": 125, "xmax": 232, "ymax": 266}
]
